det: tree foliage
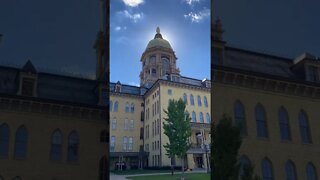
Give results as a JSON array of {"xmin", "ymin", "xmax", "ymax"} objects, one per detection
[
  {"xmin": 163, "ymin": 99, "xmax": 192, "ymax": 158},
  {"xmin": 212, "ymin": 114, "xmax": 242, "ymax": 180},
  {"xmin": 163, "ymin": 99, "xmax": 192, "ymax": 179}
]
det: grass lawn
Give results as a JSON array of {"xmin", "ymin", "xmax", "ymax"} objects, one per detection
[
  {"xmin": 111, "ymin": 169, "xmax": 172, "ymax": 175},
  {"xmin": 126, "ymin": 173, "xmax": 210, "ymax": 180}
]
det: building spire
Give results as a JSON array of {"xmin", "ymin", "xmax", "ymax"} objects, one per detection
[
  {"xmin": 213, "ymin": 17, "xmax": 224, "ymax": 41},
  {"xmin": 154, "ymin": 26, "xmax": 163, "ymax": 39}
]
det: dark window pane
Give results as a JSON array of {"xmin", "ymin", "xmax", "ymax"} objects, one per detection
[{"xmin": 14, "ymin": 126, "xmax": 28, "ymax": 159}]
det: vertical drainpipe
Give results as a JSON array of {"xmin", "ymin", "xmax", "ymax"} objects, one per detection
[{"xmin": 159, "ymin": 83, "xmax": 162, "ymax": 166}]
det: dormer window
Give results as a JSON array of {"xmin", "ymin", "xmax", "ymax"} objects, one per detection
[
  {"xmin": 21, "ymin": 78, "xmax": 35, "ymax": 96},
  {"xmin": 115, "ymin": 82, "xmax": 122, "ymax": 93},
  {"xmin": 307, "ymin": 65, "xmax": 319, "ymax": 82}
]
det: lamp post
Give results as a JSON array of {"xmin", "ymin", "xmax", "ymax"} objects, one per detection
[
  {"xmin": 199, "ymin": 131, "xmax": 210, "ymax": 174},
  {"xmin": 201, "ymin": 143, "xmax": 210, "ymax": 173}
]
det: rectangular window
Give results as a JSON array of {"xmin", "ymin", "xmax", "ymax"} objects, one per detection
[
  {"xmin": 130, "ymin": 120, "xmax": 134, "ymax": 131},
  {"xmin": 152, "ymin": 68, "xmax": 156, "ymax": 77},
  {"xmin": 128, "ymin": 137, "xmax": 133, "ymax": 151},
  {"xmin": 124, "ymin": 119, "xmax": 128, "ymax": 130},
  {"xmin": 112, "ymin": 119, "xmax": 117, "ymax": 130},
  {"xmin": 21, "ymin": 78, "xmax": 35, "ymax": 96},
  {"xmin": 110, "ymin": 136, "xmax": 116, "ymax": 152},
  {"xmin": 152, "ymin": 122, "xmax": 154, "ymax": 136},
  {"xmin": 122, "ymin": 137, "xmax": 127, "ymax": 151},
  {"xmin": 167, "ymin": 89, "xmax": 172, "ymax": 95}
]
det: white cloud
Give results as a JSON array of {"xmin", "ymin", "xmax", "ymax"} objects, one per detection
[
  {"xmin": 122, "ymin": 0, "xmax": 144, "ymax": 7},
  {"xmin": 129, "ymin": 82, "xmax": 140, "ymax": 86},
  {"xmin": 185, "ymin": 0, "xmax": 200, "ymax": 5},
  {"xmin": 115, "ymin": 26, "xmax": 121, "ymax": 31},
  {"xmin": 118, "ymin": 10, "xmax": 143, "ymax": 23},
  {"xmin": 184, "ymin": 8, "xmax": 210, "ymax": 23},
  {"xmin": 114, "ymin": 26, "xmax": 128, "ymax": 32}
]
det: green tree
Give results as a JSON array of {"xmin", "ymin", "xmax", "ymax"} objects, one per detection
[
  {"xmin": 240, "ymin": 164, "xmax": 261, "ymax": 180},
  {"xmin": 212, "ymin": 114, "xmax": 242, "ymax": 180},
  {"xmin": 163, "ymin": 99, "xmax": 192, "ymax": 180}
]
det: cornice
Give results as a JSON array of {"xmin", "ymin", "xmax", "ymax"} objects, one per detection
[
  {"xmin": 213, "ymin": 67, "xmax": 320, "ymax": 99},
  {"xmin": 0, "ymin": 96, "xmax": 108, "ymax": 121},
  {"xmin": 110, "ymin": 92, "xmax": 143, "ymax": 99}
]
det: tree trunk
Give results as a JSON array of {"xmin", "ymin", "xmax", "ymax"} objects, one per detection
[
  {"xmin": 171, "ymin": 164, "xmax": 174, "ymax": 176},
  {"xmin": 181, "ymin": 157, "xmax": 185, "ymax": 180}
]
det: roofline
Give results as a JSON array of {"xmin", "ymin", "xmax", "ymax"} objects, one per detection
[
  {"xmin": 214, "ymin": 65, "xmax": 320, "ymax": 87},
  {"xmin": 0, "ymin": 93, "xmax": 106, "ymax": 110},
  {"xmin": 110, "ymin": 82, "xmax": 140, "ymax": 88},
  {"xmin": 225, "ymin": 46, "xmax": 293, "ymax": 62},
  {"xmin": 0, "ymin": 64, "xmax": 96, "ymax": 82},
  {"xmin": 143, "ymin": 78, "xmax": 210, "ymax": 97}
]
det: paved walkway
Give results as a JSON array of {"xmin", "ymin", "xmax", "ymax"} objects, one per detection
[{"xmin": 110, "ymin": 169, "xmax": 208, "ymax": 180}]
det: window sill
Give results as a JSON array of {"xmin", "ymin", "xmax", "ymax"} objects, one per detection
[
  {"xmin": 256, "ymin": 137, "xmax": 269, "ymax": 141},
  {"xmin": 301, "ymin": 142, "xmax": 313, "ymax": 146},
  {"xmin": 13, "ymin": 157, "xmax": 27, "ymax": 161},
  {"xmin": 280, "ymin": 140, "xmax": 292, "ymax": 144}
]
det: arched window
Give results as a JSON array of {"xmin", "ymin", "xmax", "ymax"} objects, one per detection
[
  {"xmin": 190, "ymin": 94, "xmax": 194, "ymax": 106},
  {"xmin": 192, "ymin": 111, "xmax": 196, "ymax": 122},
  {"xmin": 279, "ymin": 107, "xmax": 291, "ymax": 141},
  {"xmin": 286, "ymin": 160, "xmax": 297, "ymax": 180},
  {"xmin": 261, "ymin": 158, "xmax": 273, "ymax": 180},
  {"xmin": 0, "ymin": 123, "xmax": 9, "ymax": 158},
  {"xmin": 14, "ymin": 126, "xmax": 28, "ymax": 159},
  {"xmin": 197, "ymin": 95, "xmax": 202, "ymax": 106},
  {"xmin": 114, "ymin": 101, "xmax": 119, "ymax": 112},
  {"xmin": 99, "ymin": 156, "xmax": 108, "ymax": 180},
  {"xmin": 100, "ymin": 130, "xmax": 108, "ymax": 143},
  {"xmin": 206, "ymin": 113, "xmax": 211, "ymax": 123},
  {"xmin": 183, "ymin": 93, "xmax": 188, "ymax": 105},
  {"xmin": 234, "ymin": 101, "xmax": 247, "ymax": 136},
  {"xmin": 204, "ymin": 96, "xmax": 208, "ymax": 107},
  {"xmin": 131, "ymin": 103, "xmax": 135, "ymax": 113},
  {"xmin": 199, "ymin": 112, "xmax": 204, "ymax": 123},
  {"xmin": 306, "ymin": 163, "xmax": 318, "ymax": 180},
  {"xmin": 239, "ymin": 155, "xmax": 251, "ymax": 178},
  {"xmin": 299, "ymin": 110, "xmax": 312, "ymax": 143},
  {"xmin": 255, "ymin": 104, "xmax": 268, "ymax": 138},
  {"xmin": 109, "ymin": 100, "xmax": 113, "ymax": 112},
  {"xmin": 50, "ymin": 129, "xmax": 62, "ymax": 161},
  {"xmin": 67, "ymin": 131, "xmax": 79, "ymax": 161},
  {"xmin": 125, "ymin": 102, "xmax": 130, "ymax": 113}
]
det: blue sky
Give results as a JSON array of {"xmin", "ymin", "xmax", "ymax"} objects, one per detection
[{"xmin": 110, "ymin": 0, "xmax": 211, "ymax": 86}]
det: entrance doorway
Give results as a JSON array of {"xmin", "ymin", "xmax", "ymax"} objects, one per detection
[{"xmin": 194, "ymin": 155, "xmax": 204, "ymax": 168}]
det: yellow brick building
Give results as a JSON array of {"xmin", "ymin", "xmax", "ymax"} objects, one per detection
[
  {"xmin": 109, "ymin": 27, "xmax": 211, "ymax": 170},
  {"xmin": 212, "ymin": 19, "xmax": 320, "ymax": 179}
]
